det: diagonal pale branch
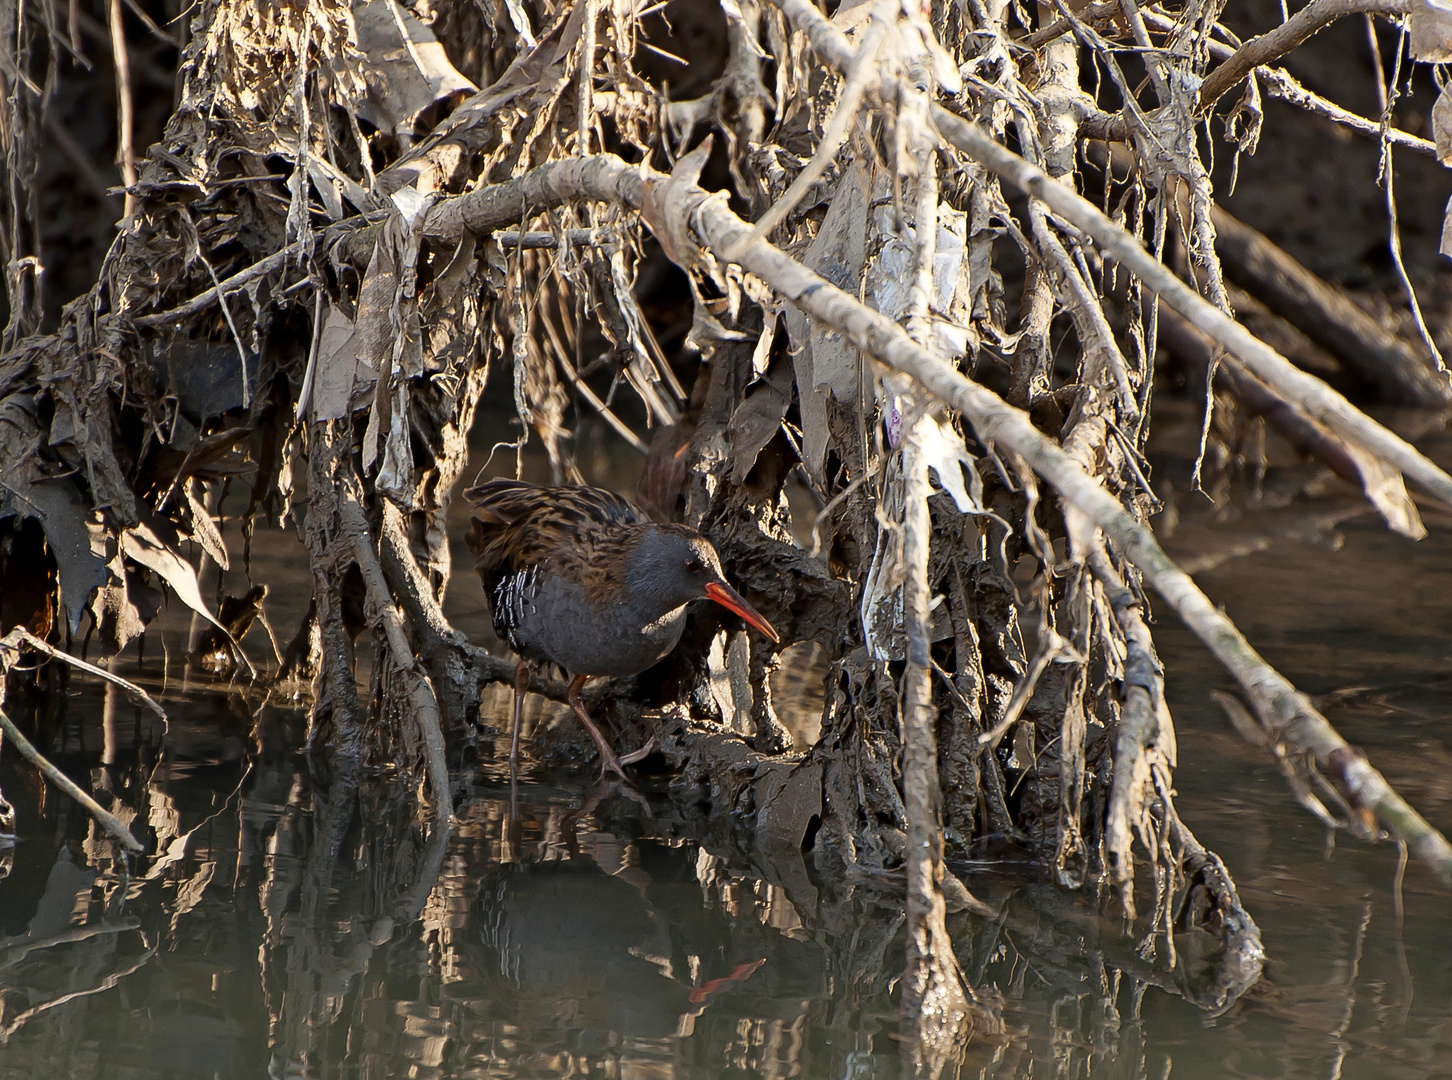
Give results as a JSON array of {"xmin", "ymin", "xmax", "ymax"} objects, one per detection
[
  {"xmin": 0, "ymin": 703, "xmax": 146, "ymax": 853},
  {"xmin": 421, "ymin": 149, "xmax": 1452, "ymax": 882}
]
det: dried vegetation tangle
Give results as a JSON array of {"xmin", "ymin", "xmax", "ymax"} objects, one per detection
[{"xmin": 4, "ymin": 0, "xmax": 1452, "ymax": 1063}]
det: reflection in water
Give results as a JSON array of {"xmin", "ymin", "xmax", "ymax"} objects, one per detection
[{"xmin": 0, "ymin": 661, "xmax": 1443, "ymax": 1080}]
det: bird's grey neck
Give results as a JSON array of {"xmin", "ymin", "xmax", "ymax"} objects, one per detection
[{"xmin": 620, "ymin": 527, "xmax": 680, "ymax": 614}]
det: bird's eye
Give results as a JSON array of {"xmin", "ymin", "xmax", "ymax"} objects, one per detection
[{"xmin": 684, "ymin": 558, "xmax": 702, "ymax": 574}]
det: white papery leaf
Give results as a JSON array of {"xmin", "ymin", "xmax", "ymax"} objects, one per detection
[
  {"xmin": 912, "ymin": 412, "xmax": 983, "ymax": 513},
  {"xmin": 1342, "ymin": 441, "xmax": 1427, "ymax": 539}
]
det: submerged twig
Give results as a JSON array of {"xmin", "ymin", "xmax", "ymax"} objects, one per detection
[
  {"xmin": 0, "ymin": 628, "xmax": 166, "ymax": 718},
  {"xmin": 0, "ymin": 706, "xmax": 145, "ymax": 852}
]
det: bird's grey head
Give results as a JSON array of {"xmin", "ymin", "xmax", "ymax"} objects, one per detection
[
  {"xmin": 624, "ymin": 524, "xmax": 780, "ymax": 642},
  {"xmin": 625, "ymin": 524, "xmax": 726, "ymax": 613}
]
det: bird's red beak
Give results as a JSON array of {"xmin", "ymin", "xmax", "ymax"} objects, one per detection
[{"xmin": 704, "ymin": 581, "xmax": 780, "ymax": 643}]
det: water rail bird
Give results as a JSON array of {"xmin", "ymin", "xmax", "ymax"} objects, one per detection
[{"xmin": 464, "ymin": 479, "xmax": 779, "ymax": 780}]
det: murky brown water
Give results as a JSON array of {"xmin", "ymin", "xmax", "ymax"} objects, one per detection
[{"xmin": 2, "ymin": 421, "xmax": 1451, "ymax": 1078}]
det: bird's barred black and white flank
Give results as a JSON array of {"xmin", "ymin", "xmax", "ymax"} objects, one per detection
[{"xmin": 491, "ymin": 564, "xmax": 539, "ymax": 651}]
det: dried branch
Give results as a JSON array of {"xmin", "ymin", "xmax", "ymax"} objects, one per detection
[
  {"xmin": 338, "ymin": 492, "xmax": 453, "ymax": 820},
  {"xmin": 0, "ymin": 628, "xmax": 166, "ymax": 718},
  {"xmin": 897, "ymin": 104, "xmax": 973, "ymax": 1066},
  {"xmin": 132, "ymin": 239, "xmax": 312, "ymax": 328},
  {"xmin": 1088, "ymin": 543, "xmax": 1173, "ymax": 914},
  {"xmin": 1197, "ymin": 0, "xmax": 1408, "ymax": 112},
  {"xmin": 1254, "ymin": 65, "xmax": 1433, "ymax": 154},
  {"xmin": 106, "ymin": 0, "xmax": 136, "ymax": 221}
]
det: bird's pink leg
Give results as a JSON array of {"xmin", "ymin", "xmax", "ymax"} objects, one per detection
[
  {"xmin": 510, "ymin": 659, "xmax": 530, "ymax": 780},
  {"xmin": 566, "ymin": 674, "xmax": 654, "ymax": 780}
]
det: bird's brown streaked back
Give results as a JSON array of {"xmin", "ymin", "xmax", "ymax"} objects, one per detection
[{"xmin": 464, "ymin": 479, "xmax": 650, "ymax": 608}]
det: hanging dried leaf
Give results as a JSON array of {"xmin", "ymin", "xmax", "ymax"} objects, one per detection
[
  {"xmin": 1433, "ymin": 83, "xmax": 1452, "ymax": 166},
  {"xmin": 911, "ymin": 412, "xmax": 984, "ymax": 514},
  {"xmin": 1341, "ymin": 441, "xmax": 1427, "ymax": 540},
  {"xmin": 352, "ymin": 0, "xmax": 477, "ymax": 135},
  {"xmin": 121, "ymin": 519, "xmax": 231, "ymax": 637},
  {"xmin": 0, "ymin": 394, "xmax": 108, "ymax": 634}
]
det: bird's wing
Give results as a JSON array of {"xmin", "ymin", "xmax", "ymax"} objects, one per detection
[{"xmin": 463, "ymin": 480, "xmax": 644, "ymax": 579}]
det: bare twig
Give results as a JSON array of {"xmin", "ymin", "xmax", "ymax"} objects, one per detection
[
  {"xmin": 577, "ymin": 0, "xmax": 597, "ymax": 156},
  {"xmin": 0, "ymin": 628, "xmax": 166, "ymax": 718},
  {"xmin": 1197, "ymin": 0, "xmax": 1408, "ymax": 112},
  {"xmin": 493, "ymin": 227, "xmax": 614, "ymax": 248},
  {"xmin": 1088, "ymin": 542, "xmax": 1174, "ymax": 913},
  {"xmin": 896, "ymin": 103, "xmax": 973, "ymax": 1065},
  {"xmin": 724, "ymin": 0, "xmax": 893, "ymax": 257},
  {"xmin": 132, "ymin": 239, "xmax": 311, "ymax": 327},
  {"xmin": 106, "ymin": 0, "xmax": 136, "ymax": 220},
  {"xmin": 1257, "ymin": 65, "xmax": 1435, "ymax": 156},
  {"xmin": 1366, "ymin": 17, "xmax": 1444, "ymax": 370}
]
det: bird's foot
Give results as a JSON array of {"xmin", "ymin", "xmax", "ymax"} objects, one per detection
[
  {"xmin": 596, "ymin": 734, "xmax": 654, "ymax": 782},
  {"xmin": 618, "ymin": 734, "xmax": 656, "ymax": 766}
]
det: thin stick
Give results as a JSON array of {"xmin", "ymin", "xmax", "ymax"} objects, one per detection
[
  {"xmin": 577, "ymin": 0, "xmax": 597, "ymax": 157},
  {"xmin": 1366, "ymin": 18, "xmax": 1444, "ymax": 369},
  {"xmin": 1197, "ymin": 0, "xmax": 1408, "ymax": 112},
  {"xmin": 132, "ymin": 240, "xmax": 310, "ymax": 327},
  {"xmin": 106, "ymin": 0, "xmax": 136, "ymax": 220},
  {"xmin": 493, "ymin": 228, "xmax": 614, "ymax": 248},
  {"xmin": 0, "ymin": 629, "xmax": 166, "ymax": 718},
  {"xmin": 196, "ymin": 247, "xmax": 253, "ymax": 409},
  {"xmin": 897, "ymin": 116, "xmax": 973, "ymax": 1065},
  {"xmin": 0, "ymin": 706, "xmax": 145, "ymax": 852},
  {"xmin": 553, "ymin": 345, "xmax": 649, "ymax": 452},
  {"xmin": 1257, "ymin": 66, "xmax": 1434, "ymax": 156}
]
